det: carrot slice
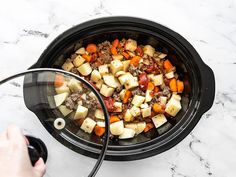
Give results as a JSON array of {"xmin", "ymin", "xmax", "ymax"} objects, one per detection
[
  {"xmin": 82, "ymin": 54, "xmax": 91, "ymax": 62},
  {"xmin": 144, "ymin": 123, "xmax": 154, "ymax": 132},
  {"xmin": 122, "ymin": 52, "xmax": 130, "ymax": 59},
  {"xmin": 169, "ymin": 78, "xmax": 177, "ymax": 92},
  {"xmin": 123, "ymin": 90, "xmax": 132, "ymax": 104},
  {"xmin": 94, "ymin": 125, "xmax": 105, "ymax": 137},
  {"xmin": 147, "ymin": 82, "xmax": 155, "ymax": 91},
  {"xmin": 111, "ymin": 46, "xmax": 118, "ymax": 55},
  {"xmin": 110, "ymin": 115, "xmax": 120, "ymax": 123},
  {"xmin": 154, "ymin": 86, "xmax": 159, "ymax": 93},
  {"xmin": 177, "ymin": 80, "xmax": 184, "ymax": 93},
  {"xmin": 153, "ymin": 103, "xmax": 163, "ymax": 113},
  {"xmin": 54, "ymin": 74, "xmax": 64, "ymax": 88},
  {"xmin": 130, "ymin": 56, "xmax": 141, "ymax": 66},
  {"xmin": 163, "ymin": 59, "xmax": 173, "ymax": 71},
  {"xmin": 86, "ymin": 44, "xmax": 97, "ymax": 53},
  {"xmin": 112, "ymin": 39, "xmax": 119, "ymax": 48}
]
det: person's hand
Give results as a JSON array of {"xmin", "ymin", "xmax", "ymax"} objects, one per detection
[{"xmin": 0, "ymin": 125, "xmax": 46, "ymax": 177}]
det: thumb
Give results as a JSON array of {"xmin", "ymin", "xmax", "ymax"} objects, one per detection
[{"xmin": 33, "ymin": 157, "xmax": 46, "ymax": 177}]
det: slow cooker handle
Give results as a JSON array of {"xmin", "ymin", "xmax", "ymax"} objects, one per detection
[{"xmin": 199, "ymin": 64, "xmax": 215, "ymax": 114}]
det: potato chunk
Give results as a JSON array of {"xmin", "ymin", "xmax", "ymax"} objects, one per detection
[
  {"xmin": 67, "ymin": 79, "xmax": 82, "ymax": 92},
  {"xmin": 145, "ymin": 90, "xmax": 153, "ymax": 102},
  {"xmin": 55, "ymin": 84, "xmax": 70, "ymax": 94},
  {"xmin": 95, "ymin": 80, "xmax": 103, "ymax": 90},
  {"xmin": 119, "ymin": 128, "xmax": 135, "ymax": 139},
  {"xmin": 62, "ymin": 59, "xmax": 74, "ymax": 71},
  {"xmin": 91, "ymin": 70, "xmax": 102, "ymax": 83},
  {"xmin": 113, "ymin": 102, "xmax": 122, "ymax": 112},
  {"xmin": 125, "ymin": 122, "xmax": 146, "ymax": 135},
  {"xmin": 54, "ymin": 92, "xmax": 69, "ymax": 107},
  {"xmin": 122, "ymin": 60, "xmax": 131, "ymax": 72},
  {"xmin": 110, "ymin": 121, "xmax": 124, "ymax": 135},
  {"xmin": 103, "ymin": 74, "xmax": 121, "ymax": 88},
  {"xmin": 152, "ymin": 74, "xmax": 163, "ymax": 86},
  {"xmin": 94, "ymin": 109, "xmax": 104, "ymax": 120},
  {"xmin": 165, "ymin": 95, "xmax": 182, "ymax": 116},
  {"xmin": 74, "ymin": 105, "xmax": 88, "ymax": 119},
  {"xmin": 110, "ymin": 60, "xmax": 123, "ymax": 75},
  {"xmin": 141, "ymin": 107, "xmax": 151, "ymax": 118},
  {"xmin": 118, "ymin": 72, "xmax": 133, "ymax": 85},
  {"xmin": 131, "ymin": 95, "xmax": 145, "ymax": 107},
  {"xmin": 130, "ymin": 106, "xmax": 141, "ymax": 117},
  {"xmin": 98, "ymin": 64, "xmax": 109, "ymax": 76},
  {"xmin": 124, "ymin": 109, "xmax": 134, "ymax": 122},
  {"xmin": 100, "ymin": 84, "xmax": 115, "ymax": 97},
  {"xmin": 152, "ymin": 114, "xmax": 167, "ymax": 128},
  {"xmin": 112, "ymin": 55, "xmax": 123, "ymax": 60},
  {"xmin": 77, "ymin": 63, "xmax": 92, "ymax": 76},
  {"xmin": 125, "ymin": 39, "xmax": 137, "ymax": 52},
  {"xmin": 165, "ymin": 71, "xmax": 174, "ymax": 79},
  {"xmin": 73, "ymin": 55, "xmax": 85, "ymax": 67},
  {"xmin": 124, "ymin": 76, "xmax": 139, "ymax": 90},
  {"xmin": 75, "ymin": 47, "xmax": 86, "ymax": 55},
  {"xmin": 80, "ymin": 117, "xmax": 96, "ymax": 133},
  {"xmin": 143, "ymin": 45, "xmax": 155, "ymax": 57},
  {"xmin": 59, "ymin": 105, "xmax": 73, "ymax": 116}
]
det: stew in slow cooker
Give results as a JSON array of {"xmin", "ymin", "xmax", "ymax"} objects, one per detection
[{"xmin": 53, "ymin": 38, "xmax": 184, "ymax": 139}]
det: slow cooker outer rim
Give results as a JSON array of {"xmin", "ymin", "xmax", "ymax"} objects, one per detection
[{"xmin": 29, "ymin": 16, "xmax": 215, "ymax": 161}]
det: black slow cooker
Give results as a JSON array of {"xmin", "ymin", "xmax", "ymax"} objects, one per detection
[{"xmin": 26, "ymin": 17, "xmax": 215, "ymax": 161}]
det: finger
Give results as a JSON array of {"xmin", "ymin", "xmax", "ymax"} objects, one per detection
[
  {"xmin": 6, "ymin": 125, "xmax": 25, "ymax": 143},
  {"xmin": 0, "ymin": 130, "xmax": 7, "ymax": 141},
  {"xmin": 33, "ymin": 157, "xmax": 46, "ymax": 177}
]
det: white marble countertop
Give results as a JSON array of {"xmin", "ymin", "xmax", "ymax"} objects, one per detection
[{"xmin": 0, "ymin": 0, "xmax": 236, "ymax": 176}]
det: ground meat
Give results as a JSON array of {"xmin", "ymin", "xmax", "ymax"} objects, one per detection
[
  {"xmin": 98, "ymin": 41, "xmax": 111, "ymax": 54},
  {"xmin": 131, "ymin": 88, "xmax": 145, "ymax": 96},
  {"xmin": 70, "ymin": 67, "xmax": 80, "ymax": 75},
  {"xmin": 119, "ymin": 38, "xmax": 126, "ymax": 47},
  {"xmin": 128, "ymin": 65, "xmax": 140, "ymax": 77},
  {"xmin": 65, "ymin": 97, "xmax": 76, "ymax": 110},
  {"xmin": 98, "ymin": 52, "xmax": 112, "ymax": 64},
  {"xmin": 162, "ymin": 86, "xmax": 170, "ymax": 96}
]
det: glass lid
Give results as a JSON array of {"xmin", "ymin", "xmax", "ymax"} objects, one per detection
[{"xmin": 0, "ymin": 68, "xmax": 110, "ymax": 177}]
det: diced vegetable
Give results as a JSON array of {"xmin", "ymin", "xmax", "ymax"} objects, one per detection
[
  {"xmin": 153, "ymin": 103, "xmax": 164, "ymax": 113},
  {"xmin": 177, "ymin": 80, "xmax": 184, "ymax": 93},
  {"xmin": 152, "ymin": 114, "xmax": 167, "ymax": 128},
  {"xmin": 145, "ymin": 90, "xmax": 153, "ymax": 103},
  {"xmin": 159, "ymin": 53, "xmax": 167, "ymax": 59},
  {"xmin": 94, "ymin": 125, "xmax": 105, "ymax": 137},
  {"xmin": 113, "ymin": 102, "xmax": 122, "ymax": 112},
  {"xmin": 112, "ymin": 55, "xmax": 123, "ymax": 60},
  {"xmin": 75, "ymin": 47, "xmax": 86, "ymax": 55},
  {"xmin": 62, "ymin": 59, "xmax": 74, "ymax": 71},
  {"xmin": 124, "ymin": 109, "xmax": 134, "ymax": 122},
  {"xmin": 80, "ymin": 117, "xmax": 96, "ymax": 133},
  {"xmin": 165, "ymin": 71, "xmax": 175, "ymax": 79},
  {"xmin": 138, "ymin": 73, "xmax": 148, "ymax": 90},
  {"xmin": 119, "ymin": 89, "xmax": 126, "ymax": 100},
  {"xmin": 144, "ymin": 123, "xmax": 154, "ymax": 132},
  {"xmin": 110, "ymin": 115, "xmax": 120, "ymax": 123},
  {"xmin": 141, "ymin": 107, "xmax": 151, "ymax": 118},
  {"xmin": 152, "ymin": 74, "xmax": 163, "ymax": 86},
  {"xmin": 125, "ymin": 122, "xmax": 146, "ymax": 135},
  {"xmin": 54, "ymin": 92, "xmax": 69, "ymax": 107},
  {"xmin": 125, "ymin": 39, "xmax": 137, "ymax": 52},
  {"xmin": 95, "ymin": 80, "xmax": 103, "ymax": 90},
  {"xmin": 123, "ymin": 90, "xmax": 132, "ymax": 104},
  {"xmin": 100, "ymin": 84, "xmax": 115, "ymax": 97},
  {"xmin": 86, "ymin": 44, "xmax": 97, "ymax": 53},
  {"xmin": 111, "ymin": 46, "xmax": 118, "ymax": 55},
  {"xmin": 77, "ymin": 63, "xmax": 92, "ymax": 76},
  {"xmin": 112, "ymin": 39, "xmax": 119, "ymax": 47},
  {"xmin": 169, "ymin": 78, "xmax": 177, "ymax": 92},
  {"xmin": 73, "ymin": 55, "xmax": 85, "ymax": 67},
  {"xmin": 110, "ymin": 60, "xmax": 124, "ymax": 75},
  {"xmin": 95, "ymin": 109, "xmax": 104, "ymax": 120},
  {"xmin": 54, "ymin": 74, "xmax": 64, "ymax": 88},
  {"xmin": 58, "ymin": 105, "xmax": 73, "ymax": 116},
  {"xmin": 55, "ymin": 84, "xmax": 70, "ymax": 94},
  {"xmin": 130, "ymin": 106, "xmax": 141, "ymax": 117},
  {"xmin": 147, "ymin": 82, "xmax": 155, "ymax": 91},
  {"xmin": 122, "ymin": 52, "xmax": 130, "ymax": 59},
  {"xmin": 91, "ymin": 70, "xmax": 102, "ymax": 83},
  {"xmin": 119, "ymin": 128, "xmax": 135, "ymax": 139},
  {"xmin": 98, "ymin": 64, "xmax": 109, "ymax": 76},
  {"xmin": 131, "ymin": 95, "xmax": 145, "ymax": 107},
  {"xmin": 118, "ymin": 72, "xmax": 133, "ymax": 85},
  {"xmin": 163, "ymin": 59, "xmax": 173, "ymax": 71},
  {"xmin": 130, "ymin": 56, "xmax": 141, "ymax": 66},
  {"xmin": 160, "ymin": 96, "xmax": 167, "ymax": 105},
  {"xmin": 110, "ymin": 121, "xmax": 124, "ymax": 135},
  {"xmin": 165, "ymin": 95, "xmax": 182, "ymax": 116},
  {"xmin": 103, "ymin": 74, "xmax": 121, "ymax": 88},
  {"xmin": 124, "ymin": 76, "xmax": 139, "ymax": 90},
  {"xmin": 115, "ymin": 71, "xmax": 126, "ymax": 77},
  {"xmin": 96, "ymin": 121, "xmax": 105, "ymax": 127},
  {"xmin": 122, "ymin": 60, "xmax": 131, "ymax": 71},
  {"xmin": 74, "ymin": 105, "xmax": 88, "ymax": 119},
  {"xmin": 143, "ymin": 45, "xmax": 155, "ymax": 57},
  {"xmin": 67, "ymin": 79, "xmax": 82, "ymax": 92}
]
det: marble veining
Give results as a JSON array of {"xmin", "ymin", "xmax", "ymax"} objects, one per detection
[{"xmin": 0, "ymin": 0, "xmax": 236, "ymax": 176}]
